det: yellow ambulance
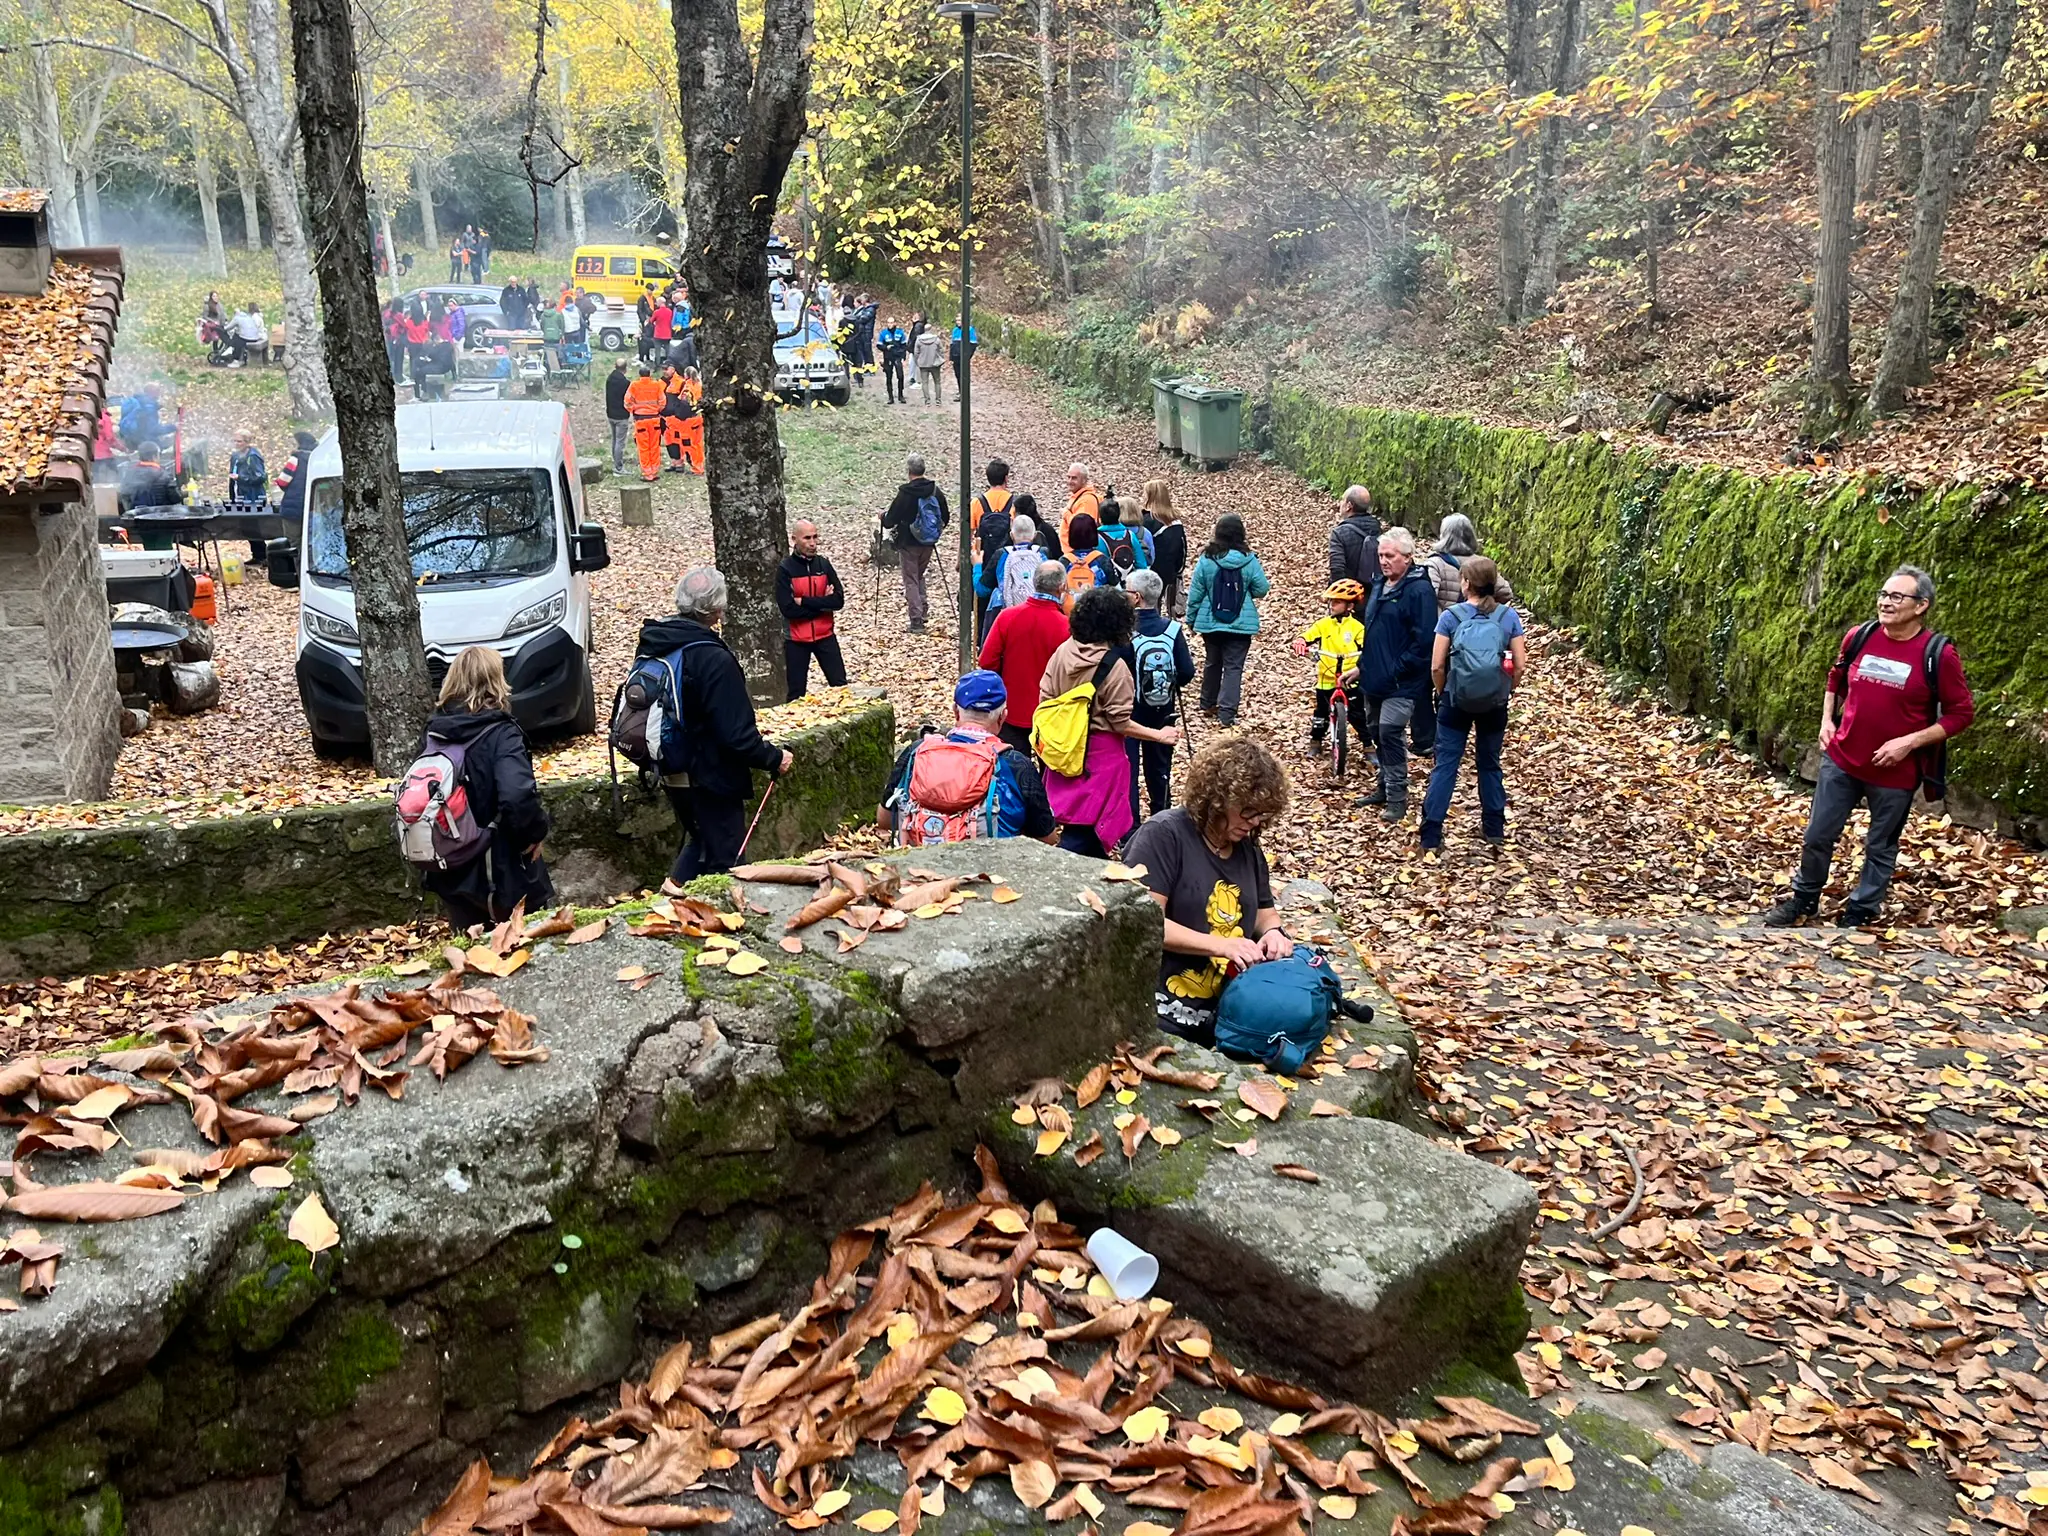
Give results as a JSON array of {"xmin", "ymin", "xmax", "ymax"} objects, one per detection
[{"xmin": 568, "ymin": 244, "xmax": 679, "ymax": 304}]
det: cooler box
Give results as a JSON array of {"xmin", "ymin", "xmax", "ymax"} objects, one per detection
[{"xmin": 101, "ymin": 546, "xmax": 196, "ymax": 613}]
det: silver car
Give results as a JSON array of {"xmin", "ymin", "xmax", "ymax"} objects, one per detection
[{"xmin": 396, "ymin": 284, "xmax": 508, "ymax": 346}]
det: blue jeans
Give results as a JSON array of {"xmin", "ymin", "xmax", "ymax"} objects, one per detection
[
  {"xmin": 1421, "ymin": 700, "xmax": 1509, "ymax": 842},
  {"xmin": 1790, "ymin": 754, "xmax": 1914, "ymax": 910}
]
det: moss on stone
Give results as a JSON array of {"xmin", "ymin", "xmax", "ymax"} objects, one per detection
[
  {"xmin": 0, "ymin": 1432, "xmax": 118, "ymax": 1536},
  {"xmin": 681, "ymin": 874, "xmax": 735, "ymax": 903},
  {"xmin": 198, "ymin": 1204, "xmax": 331, "ymax": 1354},
  {"xmin": 1402, "ymin": 1266, "xmax": 1530, "ymax": 1387},
  {"xmin": 1566, "ymin": 1404, "xmax": 1668, "ymax": 1467},
  {"xmin": 297, "ymin": 1304, "xmax": 405, "ymax": 1421}
]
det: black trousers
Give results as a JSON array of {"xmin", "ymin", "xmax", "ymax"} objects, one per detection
[
  {"xmin": 664, "ymin": 787, "xmax": 747, "ymax": 883},
  {"xmin": 883, "ymin": 358, "xmax": 906, "ymax": 400},
  {"xmin": 785, "ymin": 635, "xmax": 847, "ymax": 700}
]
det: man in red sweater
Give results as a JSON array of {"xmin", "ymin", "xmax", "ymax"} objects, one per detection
[
  {"xmin": 977, "ymin": 560, "xmax": 1071, "ymax": 753},
  {"xmin": 1764, "ymin": 565, "xmax": 1974, "ymax": 928}
]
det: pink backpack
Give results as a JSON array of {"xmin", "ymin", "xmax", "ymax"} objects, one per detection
[{"xmin": 395, "ymin": 737, "xmax": 493, "ymax": 868}]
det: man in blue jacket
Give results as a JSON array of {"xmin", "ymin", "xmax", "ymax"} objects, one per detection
[{"xmin": 1351, "ymin": 526, "xmax": 1436, "ymax": 824}]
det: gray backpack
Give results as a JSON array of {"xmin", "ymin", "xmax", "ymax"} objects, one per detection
[{"xmin": 1445, "ymin": 604, "xmax": 1511, "ymax": 711}]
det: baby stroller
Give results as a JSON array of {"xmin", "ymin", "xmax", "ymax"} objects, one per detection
[{"xmin": 198, "ymin": 316, "xmax": 236, "ymax": 368}]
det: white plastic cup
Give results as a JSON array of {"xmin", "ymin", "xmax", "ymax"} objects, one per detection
[{"xmin": 1086, "ymin": 1226, "xmax": 1160, "ymax": 1301}]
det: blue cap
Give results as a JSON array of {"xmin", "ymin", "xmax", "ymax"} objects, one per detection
[{"xmin": 954, "ymin": 670, "xmax": 1007, "ymax": 711}]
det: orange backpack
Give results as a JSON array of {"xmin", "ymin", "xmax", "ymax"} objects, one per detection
[
  {"xmin": 1062, "ymin": 552, "xmax": 1112, "ymax": 612},
  {"xmin": 895, "ymin": 736, "xmax": 1002, "ymax": 845}
]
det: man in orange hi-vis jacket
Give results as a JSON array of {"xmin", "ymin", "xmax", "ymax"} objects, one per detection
[
  {"xmin": 665, "ymin": 366, "xmax": 705, "ymax": 475},
  {"xmin": 624, "ymin": 365, "xmax": 667, "ymax": 481}
]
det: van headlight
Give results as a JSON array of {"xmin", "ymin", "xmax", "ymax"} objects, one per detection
[
  {"xmin": 503, "ymin": 590, "xmax": 567, "ymax": 638},
  {"xmin": 304, "ymin": 610, "xmax": 360, "ymax": 645}
]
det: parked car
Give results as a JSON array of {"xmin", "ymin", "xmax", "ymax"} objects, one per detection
[
  {"xmin": 396, "ymin": 285, "xmax": 507, "ymax": 346},
  {"xmin": 590, "ymin": 299, "xmax": 638, "ymax": 352},
  {"xmin": 266, "ymin": 401, "xmax": 611, "ymax": 756},
  {"xmin": 773, "ymin": 312, "xmax": 852, "ymax": 406},
  {"xmin": 570, "ymin": 244, "xmax": 679, "ymax": 305}
]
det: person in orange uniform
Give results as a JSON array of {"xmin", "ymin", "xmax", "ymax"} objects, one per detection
[
  {"xmin": 1060, "ymin": 461, "xmax": 1103, "ymax": 553},
  {"xmin": 664, "ymin": 365, "xmax": 705, "ymax": 474},
  {"xmin": 623, "ymin": 365, "xmax": 667, "ymax": 481}
]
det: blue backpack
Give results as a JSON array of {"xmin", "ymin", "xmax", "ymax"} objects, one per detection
[
  {"xmin": 1213, "ymin": 945, "xmax": 1344, "ymax": 1075},
  {"xmin": 1208, "ymin": 562, "xmax": 1247, "ymax": 624},
  {"xmin": 911, "ymin": 490, "xmax": 944, "ymax": 545},
  {"xmin": 1446, "ymin": 603, "xmax": 1511, "ymax": 711},
  {"xmin": 608, "ymin": 642, "xmax": 712, "ymax": 806}
]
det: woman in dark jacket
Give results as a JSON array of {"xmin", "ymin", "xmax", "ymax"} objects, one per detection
[
  {"xmin": 417, "ymin": 646, "xmax": 555, "ymax": 929},
  {"xmin": 1143, "ymin": 480, "xmax": 1187, "ymax": 616},
  {"xmin": 274, "ymin": 429, "xmax": 319, "ymax": 532}
]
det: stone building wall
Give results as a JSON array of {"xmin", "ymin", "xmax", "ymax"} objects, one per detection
[{"xmin": 0, "ymin": 496, "xmax": 119, "ymax": 803}]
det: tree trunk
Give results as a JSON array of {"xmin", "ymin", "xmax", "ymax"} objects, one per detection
[
  {"xmin": 1854, "ymin": 106, "xmax": 1883, "ymax": 202},
  {"xmin": 1497, "ymin": 0, "xmax": 1542, "ymax": 320},
  {"xmin": 1895, "ymin": 99, "xmax": 1922, "ymax": 192},
  {"xmin": 1865, "ymin": 0, "xmax": 2018, "ymax": 418},
  {"xmin": 29, "ymin": 49, "xmax": 84, "ymax": 245},
  {"xmin": 672, "ymin": 0, "xmax": 813, "ymax": 704},
  {"xmin": 1518, "ymin": 0, "xmax": 1584, "ymax": 318},
  {"xmin": 290, "ymin": 0, "xmax": 431, "ymax": 773},
  {"xmin": 235, "ymin": 155, "xmax": 263, "ymax": 249},
  {"xmin": 1807, "ymin": 0, "xmax": 1867, "ymax": 429},
  {"xmin": 1034, "ymin": 0, "xmax": 1074, "ymax": 296},
  {"xmin": 558, "ymin": 54, "xmax": 588, "ymax": 248},
  {"xmin": 378, "ymin": 202, "xmax": 398, "ymax": 296},
  {"xmin": 416, "ymin": 159, "xmax": 440, "ymax": 252},
  {"xmin": 192, "ymin": 119, "xmax": 229, "ymax": 279}
]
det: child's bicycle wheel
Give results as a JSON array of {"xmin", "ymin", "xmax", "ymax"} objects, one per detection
[{"xmin": 1329, "ymin": 691, "xmax": 1351, "ymax": 779}]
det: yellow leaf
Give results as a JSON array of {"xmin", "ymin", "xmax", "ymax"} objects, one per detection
[
  {"xmin": 1123, "ymin": 1405, "xmax": 1171, "ymax": 1444},
  {"xmin": 885, "ymin": 1313, "xmax": 919, "ymax": 1349},
  {"xmin": 1534, "ymin": 1342, "xmax": 1564, "ymax": 1367},
  {"xmin": 1115, "ymin": 1089, "xmax": 1137, "ymax": 1105},
  {"xmin": 1010, "ymin": 1460, "xmax": 1056, "ymax": 1510},
  {"xmin": 725, "ymin": 950, "xmax": 768, "ymax": 976},
  {"xmin": 922, "ymin": 1387, "xmax": 967, "ymax": 1425},
  {"xmin": 1898, "ymin": 1274, "xmax": 1938, "ymax": 1295},
  {"xmin": 1268, "ymin": 1413, "xmax": 1304, "ymax": 1437},
  {"xmin": 1124, "ymin": 1524, "xmax": 1175, "ymax": 1536},
  {"xmin": 991, "ymin": 886, "xmax": 1021, "ymax": 903},
  {"xmin": 1387, "ymin": 1429, "xmax": 1420, "ymax": 1457},
  {"xmin": 914, "ymin": 903, "xmax": 947, "ymax": 919},
  {"xmin": 1086, "ymin": 1274, "xmax": 1115, "ymax": 1299},
  {"xmin": 990, "ymin": 1207, "xmax": 1028, "ymax": 1234},
  {"xmin": 1317, "ymin": 1497, "xmax": 1357, "ymax": 1520},
  {"xmin": 63, "ymin": 1085, "xmax": 134, "ymax": 1120},
  {"xmin": 250, "ymin": 1166, "xmax": 294, "ymax": 1189},
  {"xmin": 287, "ymin": 1192, "xmax": 339, "ymax": 1254},
  {"xmin": 696, "ymin": 950, "xmax": 729, "ymax": 968},
  {"xmin": 1150, "ymin": 1125, "xmax": 1183, "ymax": 1146},
  {"xmin": 1035, "ymin": 1128, "xmax": 1068, "ymax": 1157},
  {"xmin": 1189, "ymin": 1435, "xmax": 1250, "ymax": 1470},
  {"xmin": 854, "ymin": 1512, "xmax": 897, "ymax": 1531},
  {"xmin": 813, "ymin": 1491, "xmax": 852, "ymax": 1517},
  {"xmin": 1176, "ymin": 1337, "xmax": 1214, "ymax": 1359},
  {"xmin": 1073, "ymin": 1485, "xmax": 1105, "ymax": 1520},
  {"xmin": 1197, "ymin": 1406, "xmax": 1242, "ymax": 1434},
  {"xmin": 1546, "ymin": 1434, "xmax": 1574, "ymax": 1466}
]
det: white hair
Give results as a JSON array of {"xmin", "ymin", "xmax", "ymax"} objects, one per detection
[
  {"xmin": 1126, "ymin": 569, "xmax": 1165, "ymax": 606},
  {"xmin": 1381, "ymin": 526, "xmax": 1417, "ymax": 557},
  {"xmin": 1032, "ymin": 560, "xmax": 1066, "ymax": 596},
  {"xmin": 674, "ymin": 566, "xmax": 729, "ymax": 620},
  {"xmin": 1009, "ymin": 515, "xmax": 1037, "ymax": 542}
]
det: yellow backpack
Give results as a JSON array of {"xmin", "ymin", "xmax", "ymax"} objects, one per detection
[{"xmin": 1030, "ymin": 653, "xmax": 1116, "ymax": 778}]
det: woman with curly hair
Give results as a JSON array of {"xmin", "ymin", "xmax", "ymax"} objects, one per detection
[
  {"xmin": 1124, "ymin": 735, "xmax": 1294, "ymax": 1041},
  {"xmin": 1037, "ymin": 585, "xmax": 1181, "ymax": 857}
]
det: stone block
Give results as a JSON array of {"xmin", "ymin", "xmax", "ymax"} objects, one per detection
[
  {"xmin": 128, "ymin": 1475, "xmax": 286, "ymax": 1536},
  {"xmin": 620, "ymin": 483, "xmax": 655, "ymax": 525}
]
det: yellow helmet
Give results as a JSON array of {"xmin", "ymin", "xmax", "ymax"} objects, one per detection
[{"xmin": 1322, "ymin": 580, "xmax": 1365, "ymax": 603}]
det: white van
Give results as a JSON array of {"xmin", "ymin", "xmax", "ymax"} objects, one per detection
[{"xmin": 267, "ymin": 401, "xmax": 610, "ymax": 756}]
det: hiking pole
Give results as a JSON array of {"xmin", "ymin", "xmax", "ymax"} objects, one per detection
[
  {"xmin": 736, "ymin": 777, "xmax": 779, "ymax": 863},
  {"xmin": 1175, "ymin": 686, "xmax": 1198, "ymax": 766}
]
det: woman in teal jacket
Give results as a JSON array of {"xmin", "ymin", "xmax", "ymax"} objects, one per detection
[{"xmin": 1185, "ymin": 513, "xmax": 1271, "ymax": 727}]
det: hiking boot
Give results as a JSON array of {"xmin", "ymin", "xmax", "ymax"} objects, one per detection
[
  {"xmin": 1380, "ymin": 801, "xmax": 1407, "ymax": 824},
  {"xmin": 1838, "ymin": 903, "xmax": 1880, "ymax": 928},
  {"xmin": 1761, "ymin": 897, "xmax": 1817, "ymax": 928},
  {"xmin": 908, "ymin": 621, "xmax": 927, "ymax": 635},
  {"xmin": 1309, "ymin": 726, "xmax": 1328, "ymax": 749},
  {"xmin": 1358, "ymin": 785, "xmax": 1387, "ymax": 807}
]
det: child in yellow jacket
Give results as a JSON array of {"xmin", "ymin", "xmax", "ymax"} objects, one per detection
[{"xmin": 1293, "ymin": 581, "xmax": 1366, "ymax": 748}]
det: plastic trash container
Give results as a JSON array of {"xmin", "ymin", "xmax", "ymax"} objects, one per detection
[
  {"xmin": 1150, "ymin": 377, "xmax": 1186, "ymax": 453},
  {"xmin": 1176, "ymin": 383, "xmax": 1245, "ymax": 467}
]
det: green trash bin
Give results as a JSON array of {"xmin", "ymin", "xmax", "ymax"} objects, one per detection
[
  {"xmin": 1175, "ymin": 383, "xmax": 1245, "ymax": 467},
  {"xmin": 1150, "ymin": 377, "xmax": 1186, "ymax": 453}
]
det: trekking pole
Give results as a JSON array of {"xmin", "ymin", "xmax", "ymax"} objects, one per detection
[
  {"xmin": 736, "ymin": 777, "xmax": 778, "ymax": 863},
  {"xmin": 1175, "ymin": 686, "xmax": 1198, "ymax": 766}
]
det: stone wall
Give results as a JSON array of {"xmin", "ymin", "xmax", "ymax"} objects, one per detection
[
  {"xmin": 0, "ymin": 497, "xmax": 120, "ymax": 804},
  {"xmin": 0, "ymin": 698, "xmax": 897, "ymax": 981}
]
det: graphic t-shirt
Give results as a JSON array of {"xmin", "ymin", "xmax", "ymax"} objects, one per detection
[
  {"xmin": 1300, "ymin": 614, "xmax": 1365, "ymax": 689},
  {"xmin": 1827, "ymin": 624, "xmax": 1975, "ymax": 791},
  {"xmin": 1125, "ymin": 807, "xmax": 1274, "ymax": 1003}
]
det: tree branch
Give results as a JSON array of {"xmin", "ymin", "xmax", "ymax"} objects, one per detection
[{"xmin": 25, "ymin": 38, "xmax": 239, "ymax": 113}]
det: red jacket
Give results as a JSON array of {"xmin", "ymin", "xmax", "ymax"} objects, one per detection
[
  {"xmin": 1826, "ymin": 623, "xmax": 1973, "ymax": 791},
  {"xmin": 776, "ymin": 553, "xmax": 844, "ymax": 644},
  {"xmin": 978, "ymin": 597, "xmax": 1072, "ymax": 730},
  {"xmin": 653, "ymin": 304, "xmax": 674, "ymax": 341}
]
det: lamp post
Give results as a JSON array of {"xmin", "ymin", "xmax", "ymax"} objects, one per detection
[{"xmin": 938, "ymin": 0, "xmax": 998, "ymax": 676}]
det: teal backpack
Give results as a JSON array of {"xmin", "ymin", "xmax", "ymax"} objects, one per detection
[{"xmin": 1213, "ymin": 945, "xmax": 1354, "ymax": 1075}]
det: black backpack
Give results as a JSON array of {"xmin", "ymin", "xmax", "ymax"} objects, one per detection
[{"xmin": 1830, "ymin": 620, "xmax": 1954, "ymax": 800}]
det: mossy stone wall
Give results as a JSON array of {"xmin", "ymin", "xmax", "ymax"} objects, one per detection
[
  {"xmin": 0, "ymin": 699, "xmax": 895, "ymax": 981},
  {"xmin": 866, "ymin": 266, "xmax": 2048, "ymax": 832}
]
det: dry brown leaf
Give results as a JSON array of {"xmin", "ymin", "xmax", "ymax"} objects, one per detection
[
  {"xmin": 1075, "ymin": 1063, "xmax": 1111, "ymax": 1109},
  {"xmin": 1273, "ymin": 1164, "xmax": 1321, "ymax": 1183},
  {"xmin": 4, "ymin": 1181, "xmax": 185, "ymax": 1222},
  {"xmin": 287, "ymin": 1192, "xmax": 340, "ymax": 1253},
  {"xmin": 1236, "ymin": 1079, "xmax": 1288, "ymax": 1121},
  {"xmin": 419, "ymin": 1457, "xmax": 491, "ymax": 1536}
]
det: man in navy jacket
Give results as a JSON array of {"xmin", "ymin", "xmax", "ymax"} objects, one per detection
[{"xmin": 1352, "ymin": 526, "xmax": 1436, "ymax": 823}]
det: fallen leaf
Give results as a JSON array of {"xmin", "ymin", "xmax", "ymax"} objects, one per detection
[
  {"xmin": 1237, "ymin": 1079, "xmax": 1288, "ymax": 1120},
  {"xmin": 287, "ymin": 1192, "xmax": 339, "ymax": 1254},
  {"xmin": 565, "ymin": 917, "xmax": 609, "ymax": 944},
  {"xmin": 1073, "ymin": 1132, "xmax": 1105, "ymax": 1167},
  {"xmin": 1274, "ymin": 1164, "xmax": 1321, "ymax": 1183},
  {"xmin": 779, "ymin": 937, "xmax": 806, "ymax": 954},
  {"xmin": 1318, "ymin": 1496, "xmax": 1358, "ymax": 1519},
  {"xmin": 1010, "ymin": 1460, "xmax": 1056, "ymax": 1510},
  {"xmin": 922, "ymin": 1386, "xmax": 968, "ymax": 1425},
  {"xmin": 1123, "ymin": 1405, "xmax": 1171, "ymax": 1443},
  {"xmin": 725, "ymin": 951, "xmax": 768, "ymax": 977},
  {"xmin": 991, "ymin": 886, "xmax": 1021, "ymax": 903},
  {"xmin": 1078, "ymin": 889, "xmax": 1107, "ymax": 917},
  {"xmin": 250, "ymin": 1166, "xmax": 294, "ymax": 1189},
  {"xmin": 854, "ymin": 1511, "xmax": 898, "ymax": 1531},
  {"xmin": 4, "ymin": 1181, "xmax": 184, "ymax": 1221},
  {"xmin": 813, "ymin": 1490, "xmax": 852, "ymax": 1517}
]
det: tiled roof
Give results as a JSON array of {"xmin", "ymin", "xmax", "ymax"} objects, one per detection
[
  {"xmin": 0, "ymin": 190, "xmax": 50, "ymax": 215},
  {"xmin": 0, "ymin": 247, "xmax": 123, "ymax": 504}
]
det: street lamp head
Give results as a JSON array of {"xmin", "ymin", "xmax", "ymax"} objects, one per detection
[{"xmin": 937, "ymin": 2, "xmax": 1000, "ymax": 19}]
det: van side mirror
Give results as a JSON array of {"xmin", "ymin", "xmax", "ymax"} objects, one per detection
[
  {"xmin": 578, "ymin": 457, "xmax": 604, "ymax": 486},
  {"xmin": 570, "ymin": 522, "xmax": 610, "ymax": 573},
  {"xmin": 266, "ymin": 538, "xmax": 299, "ymax": 588}
]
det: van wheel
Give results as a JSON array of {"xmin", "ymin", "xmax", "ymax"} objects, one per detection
[
  {"xmin": 568, "ymin": 664, "xmax": 598, "ymax": 736},
  {"xmin": 600, "ymin": 328, "xmax": 624, "ymax": 352},
  {"xmin": 311, "ymin": 732, "xmax": 359, "ymax": 762}
]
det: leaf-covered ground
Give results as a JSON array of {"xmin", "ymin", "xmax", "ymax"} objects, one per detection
[{"xmin": 21, "ymin": 333, "xmax": 2048, "ymax": 1530}]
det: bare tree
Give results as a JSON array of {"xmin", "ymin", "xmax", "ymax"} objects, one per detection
[
  {"xmin": 1496, "ymin": 0, "xmax": 1542, "ymax": 319},
  {"xmin": 672, "ymin": 0, "xmax": 813, "ymax": 702},
  {"xmin": 1517, "ymin": 0, "xmax": 1584, "ymax": 318},
  {"xmin": 1863, "ymin": 0, "xmax": 2019, "ymax": 419},
  {"xmin": 1037, "ymin": 0, "xmax": 1074, "ymax": 296},
  {"xmin": 190, "ymin": 112, "xmax": 229, "ymax": 279},
  {"xmin": 291, "ymin": 0, "xmax": 432, "ymax": 771},
  {"xmin": 1807, "ymin": 0, "xmax": 1867, "ymax": 432}
]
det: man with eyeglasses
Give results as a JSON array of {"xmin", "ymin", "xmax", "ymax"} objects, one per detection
[{"xmin": 1763, "ymin": 565, "xmax": 1973, "ymax": 928}]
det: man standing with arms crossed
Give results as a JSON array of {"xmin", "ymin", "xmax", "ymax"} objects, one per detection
[
  {"xmin": 776, "ymin": 521, "xmax": 848, "ymax": 700},
  {"xmin": 1763, "ymin": 566, "xmax": 1973, "ymax": 928}
]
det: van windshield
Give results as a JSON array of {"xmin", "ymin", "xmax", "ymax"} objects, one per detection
[{"xmin": 305, "ymin": 470, "xmax": 557, "ymax": 584}]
